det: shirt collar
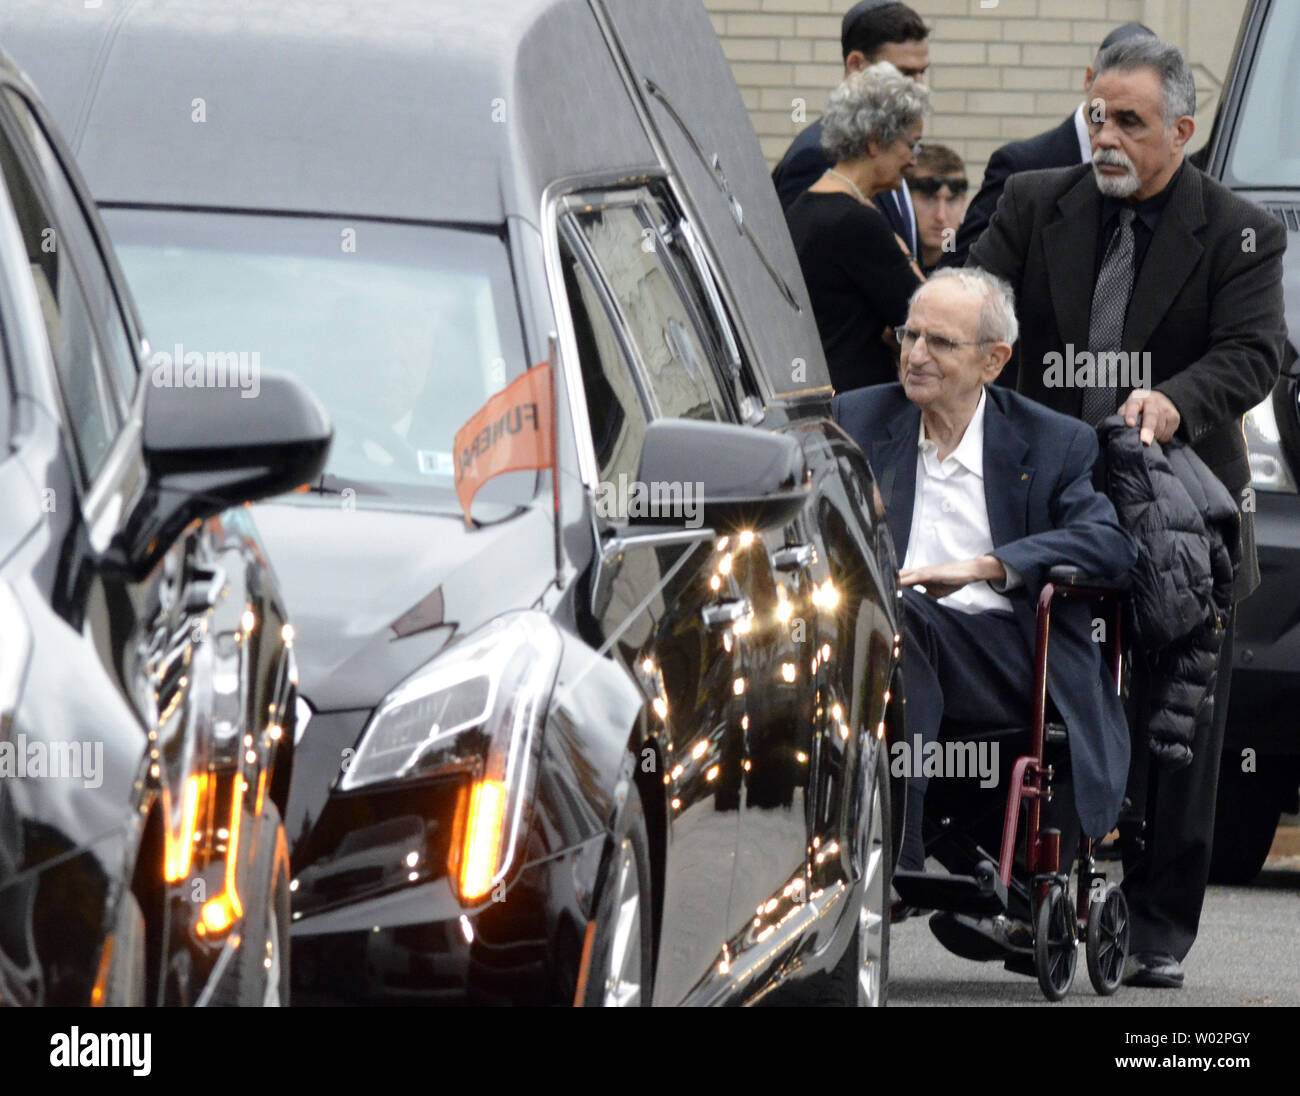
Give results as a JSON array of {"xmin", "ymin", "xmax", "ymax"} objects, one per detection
[
  {"xmin": 1101, "ymin": 159, "xmax": 1186, "ymax": 232},
  {"xmin": 918, "ymin": 387, "xmax": 986, "ymax": 478},
  {"xmin": 1074, "ymin": 103, "xmax": 1092, "ymax": 163}
]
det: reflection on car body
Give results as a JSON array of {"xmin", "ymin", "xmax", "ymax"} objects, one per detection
[
  {"xmin": 3, "ymin": 0, "xmax": 905, "ymax": 1005},
  {"xmin": 0, "ymin": 48, "xmax": 330, "ymax": 1005}
]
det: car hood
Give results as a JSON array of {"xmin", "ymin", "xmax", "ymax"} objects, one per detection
[{"xmin": 250, "ymin": 499, "xmax": 555, "ymax": 711}]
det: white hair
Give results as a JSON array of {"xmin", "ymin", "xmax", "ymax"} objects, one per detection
[
  {"xmin": 1094, "ymin": 36, "xmax": 1196, "ymax": 127},
  {"xmin": 820, "ymin": 61, "xmax": 931, "ymax": 163},
  {"xmin": 913, "ymin": 267, "xmax": 1019, "ymax": 346}
]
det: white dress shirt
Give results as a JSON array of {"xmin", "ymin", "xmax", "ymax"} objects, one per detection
[
  {"xmin": 1074, "ymin": 102, "xmax": 1093, "ymax": 164},
  {"xmin": 901, "ymin": 389, "xmax": 1019, "ymax": 615}
]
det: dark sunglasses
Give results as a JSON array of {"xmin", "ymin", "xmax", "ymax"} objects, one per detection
[{"xmin": 910, "ymin": 176, "xmax": 969, "ymax": 198}]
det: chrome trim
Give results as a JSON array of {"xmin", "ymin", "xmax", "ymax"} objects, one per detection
[
  {"xmin": 294, "ymin": 695, "xmax": 313, "ymax": 746},
  {"xmin": 559, "ymin": 192, "xmax": 675, "ymax": 422},
  {"xmin": 588, "ymin": 0, "xmax": 782, "ymax": 410},
  {"xmin": 0, "ymin": 136, "xmax": 61, "ymax": 415},
  {"xmin": 591, "ymin": 529, "xmax": 713, "ymax": 663},
  {"xmin": 539, "ymin": 169, "xmax": 664, "ymax": 495},
  {"xmin": 559, "ymin": 185, "xmax": 740, "ymax": 428},
  {"xmin": 603, "ymin": 836, "xmax": 643, "ymax": 1006},
  {"xmin": 859, "ymin": 778, "xmax": 886, "ymax": 1006},
  {"xmin": 84, "ymin": 416, "xmax": 145, "ymax": 554},
  {"xmin": 771, "ymin": 543, "xmax": 815, "ymax": 572},
  {"xmin": 591, "ymin": 525, "xmax": 714, "ymax": 619},
  {"xmin": 701, "ymin": 598, "xmax": 751, "ymax": 629}
]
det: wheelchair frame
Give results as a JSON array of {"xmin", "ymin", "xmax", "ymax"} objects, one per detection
[{"xmin": 894, "ymin": 566, "xmax": 1131, "ymax": 1001}]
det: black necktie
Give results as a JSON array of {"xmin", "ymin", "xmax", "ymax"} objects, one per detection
[{"xmin": 1081, "ymin": 207, "xmax": 1136, "ymax": 426}]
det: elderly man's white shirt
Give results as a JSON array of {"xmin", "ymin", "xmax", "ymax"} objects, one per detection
[{"xmin": 902, "ymin": 388, "xmax": 1019, "ymax": 614}]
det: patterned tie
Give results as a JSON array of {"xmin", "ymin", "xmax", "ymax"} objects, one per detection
[{"xmin": 1080, "ymin": 207, "xmax": 1137, "ymax": 426}]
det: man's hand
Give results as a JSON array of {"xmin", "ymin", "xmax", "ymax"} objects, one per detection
[
  {"xmin": 899, "ymin": 555, "xmax": 1007, "ymax": 600},
  {"xmin": 1120, "ymin": 388, "xmax": 1181, "ymax": 446}
]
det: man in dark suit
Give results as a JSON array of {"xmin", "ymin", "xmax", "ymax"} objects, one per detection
[
  {"xmin": 969, "ymin": 36, "xmax": 1288, "ymax": 988},
  {"xmin": 771, "ymin": 0, "xmax": 929, "ymax": 254},
  {"xmin": 833, "ymin": 269, "xmax": 1137, "ymax": 960},
  {"xmin": 945, "ymin": 21, "xmax": 1155, "ymax": 269}
]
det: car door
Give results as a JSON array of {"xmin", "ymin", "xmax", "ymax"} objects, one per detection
[
  {"xmin": 0, "ymin": 83, "xmax": 160, "ymax": 1003},
  {"xmin": 0, "ymin": 84, "xmax": 291, "ymax": 1003},
  {"xmin": 556, "ymin": 185, "xmax": 761, "ymax": 1004},
  {"xmin": 636, "ymin": 187, "xmax": 828, "ymax": 991}
]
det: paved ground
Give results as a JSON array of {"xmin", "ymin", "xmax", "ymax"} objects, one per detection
[{"xmin": 891, "ymin": 844, "xmax": 1300, "ymax": 1007}]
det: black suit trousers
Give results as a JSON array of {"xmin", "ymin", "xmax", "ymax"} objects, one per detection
[
  {"xmin": 900, "ymin": 591, "xmax": 1029, "ymax": 871},
  {"xmin": 1120, "ymin": 611, "xmax": 1236, "ymax": 960}
]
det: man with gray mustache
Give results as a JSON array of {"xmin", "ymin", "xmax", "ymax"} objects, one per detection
[{"xmin": 969, "ymin": 36, "xmax": 1288, "ymax": 989}]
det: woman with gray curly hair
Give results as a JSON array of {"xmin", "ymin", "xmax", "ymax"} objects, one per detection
[{"xmin": 786, "ymin": 61, "xmax": 931, "ymax": 392}]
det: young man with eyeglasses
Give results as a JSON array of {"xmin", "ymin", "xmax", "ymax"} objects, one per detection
[{"xmin": 907, "ymin": 144, "xmax": 968, "ymax": 273}]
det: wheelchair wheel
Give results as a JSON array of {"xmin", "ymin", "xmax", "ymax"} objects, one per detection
[
  {"xmin": 1085, "ymin": 884, "xmax": 1129, "ymax": 996},
  {"xmin": 1032, "ymin": 884, "xmax": 1077, "ymax": 1001}
]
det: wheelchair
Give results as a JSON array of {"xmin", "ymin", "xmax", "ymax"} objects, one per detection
[{"xmin": 892, "ymin": 565, "xmax": 1131, "ymax": 1001}]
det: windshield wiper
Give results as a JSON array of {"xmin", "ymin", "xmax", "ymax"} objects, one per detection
[{"xmin": 304, "ymin": 473, "xmax": 390, "ymax": 498}]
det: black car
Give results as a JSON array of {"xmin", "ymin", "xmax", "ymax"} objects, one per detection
[
  {"xmin": 1198, "ymin": 0, "xmax": 1300, "ymax": 883},
  {"xmin": 5, "ymin": 0, "xmax": 904, "ymax": 1005},
  {"xmin": 0, "ymin": 50, "xmax": 331, "ymax": 1005}
]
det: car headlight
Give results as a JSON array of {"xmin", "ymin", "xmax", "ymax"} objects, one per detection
[
  {"xmin": 1245, "ymin": 390, "xmax": 1297, "ymax": 493},
  {"xmin": 340, "ymin": 611, "xmax": 562, "ymax": 904}
]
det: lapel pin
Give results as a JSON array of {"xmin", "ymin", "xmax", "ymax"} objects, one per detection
[{"xmin": 1021, "ymin": 473, "xmax": 1029, "ymax": 481}]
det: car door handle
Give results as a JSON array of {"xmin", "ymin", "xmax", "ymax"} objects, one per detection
[
  {"xmin": 702, "ymin": 598, "xmax": 751, "ymax": 629},
  {"xmin": 771, "ymin": 543, "xmax": 815, "ymax": 571},
  {"xmin": 183, "ymin": 565, "xmax": 227, "ymax": 614}
]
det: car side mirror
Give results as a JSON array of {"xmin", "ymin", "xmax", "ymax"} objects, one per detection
[
  {"xmin": 633, "ymin": 418, "xmax": 809, "ymax": 533},
  {"xmin": 112, "ymin": 372, "xmax": 332, "ymax": 577}
]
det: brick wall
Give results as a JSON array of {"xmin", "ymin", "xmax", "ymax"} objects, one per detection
[{"xmin": 702, "ymin": 0, "xmax": 1249, "ymax": 191}]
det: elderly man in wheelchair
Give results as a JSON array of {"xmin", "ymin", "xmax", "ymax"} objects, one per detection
[{"xmin": 832, "ymin": 268, "xmax": 1138, "ymax": 999}]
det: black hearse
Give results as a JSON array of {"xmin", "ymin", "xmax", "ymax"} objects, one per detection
[{"xmin": 4, "ymin": 0, "xmax": 904, "ymax": 1005}]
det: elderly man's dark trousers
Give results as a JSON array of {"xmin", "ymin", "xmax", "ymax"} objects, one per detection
[
  {"xmin": 1121, "ymin": 612, "xmax": 1236, "ymax": 961},
  {"xmin": 899, "ymin": 590, "xmax": 1031, "ymax": 871}
]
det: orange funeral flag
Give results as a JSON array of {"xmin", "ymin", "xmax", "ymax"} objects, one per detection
[{"xmin": 454, "ymin": 361, "xmax": 555, "ymax": 524}]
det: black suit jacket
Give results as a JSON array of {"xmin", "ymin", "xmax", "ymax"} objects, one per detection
[
  {"xmin": 946, "ymin": 112, "xmax": 1081, "ymax": 269},
  {"xmin": 969, "ymin": 161, "xmax": 1287, "ymax": 595},
  {"xmin": 772, "ymin": 118, "xmax": 918, "ymax": 254},
  {"xmin": 831, "ymin": 383, "xmax": 1138, "ymax": 836}
]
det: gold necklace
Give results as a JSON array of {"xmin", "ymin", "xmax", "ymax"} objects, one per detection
[{"xmin": 827, "ymin": 169, "xmax": 869, "ymax": 204}]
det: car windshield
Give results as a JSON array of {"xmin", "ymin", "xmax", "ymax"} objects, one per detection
[
  {"xmin": 1225, "ymin": 0, "xmax": 1300, "ymax": 188},
  {"xmin": 101, "ymin": 207, "xmax": 537, "ymax": 518}
]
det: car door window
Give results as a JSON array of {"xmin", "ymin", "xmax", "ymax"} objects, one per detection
[
  {"xmin": 573, "ymin": 202, "xmax": 728, "ymax": 423},
  {"xmin": 648, "ymin": 194, "xmax": 753, "ymax": 388},
  {"xmin": 0, "ymin": 99, "xmax": 120, "ymax": 478},
  {"xmin": 559, "ymin": 230, "xmax": 649, "ymax": 490},
  {"xmin": 3, "ymin": 89, "xmax": 139, "ymax": 406}
]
